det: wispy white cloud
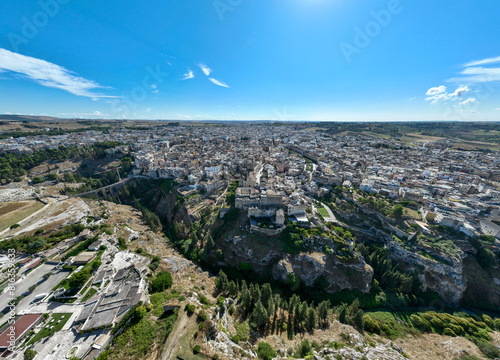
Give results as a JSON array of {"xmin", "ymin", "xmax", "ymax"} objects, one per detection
[
  {"xmin": 451, "ymin": 85, "xmax": 470, "ymax": 97},
  {"xmin": 450, "ymin": 67, "xmax": 500, "ymax": 83},
  {"xmin": 181, "ymin": 69, "xmax": 195, "ymax": 80},
  {"xmin": 463, "ymin": 56, "xmax": 500, "ymax": 67},
  {"xmin": 448, "ymin": 55, "xmax": 500, "ymax": 83},
  {"xmin": 208, "ymin": 78, "xmax": 230, "ymax": 88},
  {"xmin": 426, "ymin": 86, "xmax": 446, "ymax": 96},
  {"xmin": 198, "ymin": 63, "xmax": 212, "ymax": 76},
  {"xmin": 495, "ymin": 108, "xmax": 500, "ymax": 111},
  {"xmin": 57, "ymin": 111, "xmax": 111, "ymax": 118},
  {"xmin": 425, "ymin": 85, "xmax": 470, "ymax": 104},
  {"xmin": 0, "ymin": 48, "xmax": 116, "ymax": 99},
  {"xmin": 459, "ymin": 97, "xmax": 476, "ymax": 106}
]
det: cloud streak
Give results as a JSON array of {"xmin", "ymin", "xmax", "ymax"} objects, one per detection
[
  {"xmin": 198, "ymin": 63, "xmax": 212, "ymax": 76},
  {"xmin": 208, "ymin": 78, "xmax": 230, "ymax": 88},
  {"xmin": 181, "ymin": 69, "xmax": 194, "ymax": 80},
  {"xmin": 448, "ymin": 55, "xmax": 500, "ymax": 83},
  {"xmin": 463, "ymin": 56, "xmax": 500, "ymax": 67},
  {"xmin": 459, "ymin": 97, "xmax": 476, "ymax": 106},
  {"xmin": 0, "ymin": 48, "xmax": 115, "ymax": 99}
]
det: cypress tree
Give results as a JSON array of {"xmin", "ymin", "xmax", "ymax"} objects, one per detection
[{"xmin": 252, "ymin": 300, "xmax": 268, "ymax": 328}]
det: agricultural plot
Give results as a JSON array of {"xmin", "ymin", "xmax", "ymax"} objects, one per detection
[{"xmin": 0, "ymin": 200, "xmax": 44, "ymax": 231}]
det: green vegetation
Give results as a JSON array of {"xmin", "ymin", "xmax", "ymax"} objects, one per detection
[
  {"xmin": 480, "ymin": 234, "xmax": 496, "ymax": 244},
  {"xmin": 319, "ymin": 122, "xmax": 500, "ymax": 148},
  {"xmin": 297, "ymin": 339, "xmax": 312, "ymax": 358},
  {"xmin": 357, "ymin": 195, "xmax": 394, "ymax": 216},
  {"xmin": 417, "ymin": 234, "xmax": 461, "ymax": 259},
  {"xmin": 392, "ymin": 204, "xmax": 404, "ymax": 219},
  {"xmin": 62, "ymin": 236, "xmax": 97, "ymax": 261},
  {"xmin": 0, "ymin": 142, "xmax": 124, "ymax": 185},
  {"xmin": 80, "ymin": 160, "xmax": 500, "ymax": 359},
  {"xmin": 0, "ymin": 223, "xmax": 87, "ymax": 253},
  {"xmin": 235, "ymin": 321, "xmax": 250, "ymax": 342},
  {"xmin": 0, "ymin": 125, "xmax": 111, "ymax": 141},
  {"xmin": 475, "ymin": 340, "xmax": 500, "ymax": 359},
  {"xmin": 215, "ymin": 270, "xmax": 331, "ymax": 335},
  {"xmin": 149, "ymin": 271, "xmax": 173, "ymax": 293},
  {"xmin": 117, "ymin": 237, "xmax": 127, "ymax": 250},
  {"xmin": 257, "ymin": 342, "xmax": 277, "ymax": 360},
  {"xmin": 55, "ymin": 248, "xmax": 104, "ymax": 294},
  {"xmin": 281, "ymin": 225, "xmax": 305, "ymax": 254},
  {"xmin": 97, "ymin": 300, "xmax": 177, "ymax": 360},
  {"xmin": 148, "ymin": 256, "xmax": 161, "ymax": 272},
  {"xmin": 476, "ymin": 247, "xmax": 496, "ymax": 270},
  {"xmin": 337, "ymin": 299, "xmax": 364, "ymax": 330},
  {"xmin": 81, "ymin": 287, "xmax": 98, "ymax": 302},
  {"xmin": 27, "ymin": 313, "xmax": 72, "ymax": 345},
  {"xmin": 225, "ymin": 181, "xmax": 239, "ymax": 206},
  {"xmin": 24, "ymin": 350, "xmax": 37, "ymax": 360},
  {"xmin": 60, "ymin": 154, "xmax": 133, "ymax": 195},
  {"xmin": 69, "ymin": 269, "xmax": 91, "ymax": 288},
  {"xmin": 317, "ymin": 206, "xmax": 329, "ymax": 218},
  {"xmin": 367, "ymin": 248, "xmax": 418, "ymax": 296}
]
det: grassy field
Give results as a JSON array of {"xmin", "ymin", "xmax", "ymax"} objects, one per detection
[
  {"xmin": 27, "ymin": 313, "xmax": 72, "ymax": 345},
  {"xmin": 304, "ymin": 126, "xmax": 328, "ymax": 132},
  {"xmin": 317, "ymin": 207, "xmax": 330, "ymax": 218},
  {"xmin": 360, "ymin": 131, "xmax": 392, "ymax": 139},
  {"xmin": 82, "ymin": 287, "xmax": 98, "ymax": 302},
  {"xmin": 404, "ymin": 208, "xmax": 421, "ymax": 220},
  {"xmin": 398, "ymin": 132, "xmax": 500, "ymax": 150},
  {"xmin": 0, "ymin": 200, "xmax": 45, "ymax": 231}
]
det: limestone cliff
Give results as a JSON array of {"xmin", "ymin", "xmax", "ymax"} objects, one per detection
[
  {"xmin": 271, "ymin": 252, "xmax": 374, "ymax": 293},
  {"xmin": 221, "ymin": 233, "xmax": 373, "ymax": 293},
  {"xmin": 387, "ymin": 240, "xmax": 466, "ymax": 305}
]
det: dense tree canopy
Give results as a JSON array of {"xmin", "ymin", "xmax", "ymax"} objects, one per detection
[{"xmin": 149, "ymin": 271, "xmax": 173, "ymax": 293}]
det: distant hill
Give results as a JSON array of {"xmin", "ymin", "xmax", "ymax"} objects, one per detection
[{"xmin": 0, "ymin": 115, "xmax": 62, "ymax": 122}]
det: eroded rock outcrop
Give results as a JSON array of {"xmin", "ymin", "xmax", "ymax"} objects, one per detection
[
  {"xmin": 271, "ymin": 252, "xmax": 373, "ymax": 293},
  {"xmin": 387, "ymin": 240, "xmax": 466, "ymax": 305}
]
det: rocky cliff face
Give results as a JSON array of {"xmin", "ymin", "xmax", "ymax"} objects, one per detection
[
  {"xmin": 221, "ymin": 234, "xmax": 373, "ymax": 293},
  {"xmin": 387, "ymin": 240, "xmax": 466, "ymax": 305},
  {"xmin": 271, "ymin": 252, "xmax": 373, "ymax": 293},
  {"xmin": 219, "ymin": 227, "xmax": 374, "ymax": 293}
]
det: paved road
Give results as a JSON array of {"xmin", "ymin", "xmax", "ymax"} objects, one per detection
[{"xmin": 0, "ymin": 263, "xmax": 69, "ymax": 315}]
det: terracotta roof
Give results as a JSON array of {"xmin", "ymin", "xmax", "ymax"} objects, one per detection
[{"xmin": 0, "ymin": 314, "xmax": 42, "ymax": 348}]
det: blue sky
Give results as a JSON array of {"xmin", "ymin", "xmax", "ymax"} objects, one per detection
[{"xmin": 0, "ymin": 0, "xmax": 499, "ymax": 121}]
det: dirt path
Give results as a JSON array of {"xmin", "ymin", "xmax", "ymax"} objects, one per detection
[{"xmin": 160, "ymin": 309, "xmax": 189, "ymax": 360}]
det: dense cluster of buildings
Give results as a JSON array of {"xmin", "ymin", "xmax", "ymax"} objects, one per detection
[
  {"xmin": 128, "ymin": 124, "xmax": 500, "ymax": 239},
  {"xmin": 2, "ymin": 124, "xmax": 499, "ymax": 239}
]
